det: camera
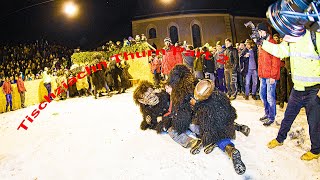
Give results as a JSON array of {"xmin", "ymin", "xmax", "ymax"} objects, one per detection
[
  {"xmin": 266, "ymin": 0, "xmax": 320, "ymax": 37},
  {"xmin": 244, "ymin": 21, "xmax": 260, "ymax": 40},
  {"xmin": 244, "ymin": 21, "xmax": 265, "ymax": 45}
]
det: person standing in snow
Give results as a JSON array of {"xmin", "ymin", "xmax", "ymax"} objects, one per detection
[
  {"xmin": 2, "ymin": 77, "xmax": 13, "ymax": 112},
  {"xmin": 263, "ymin": 29, "xmax": 320, "ymax": 161},
  {"xmin": 17, "ymin": 73, "xmax": 27, "ymax": 108}
]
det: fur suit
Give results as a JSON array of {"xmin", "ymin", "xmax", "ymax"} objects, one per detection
[
  {"xmin": 68, "ymin": 75, "xmax": 78, "ymax": 97},
  {"xmin": 133, "ymin": 81, "xmax": 170, "ymax": 130},
  {"xmin": 193, "ymin": 90, "xmax": 236, "ymax": 146},
  {"xmin": 167, "ymin": 64, "xmax": 195, "ymax": 135},
  {"xmin": 91, "ymin": 65, "xmax": 107, "ymax": 91},
  {"xmin": 89, "ymin": 61, "xmax": 111, "ymax": 98},
  {"xmin": 191, "ymin": 79, "xmax": 246, "ymax": 175}
]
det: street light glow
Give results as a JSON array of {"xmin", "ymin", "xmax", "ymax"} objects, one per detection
[
  {"xmin": 63, "ymin": 2, "xmax": 78, "ymax": 17},
  {"xmin": 160, "ymin": 0, "xmax": 174, "ymax": 5}
]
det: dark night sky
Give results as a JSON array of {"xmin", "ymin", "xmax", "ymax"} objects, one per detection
[{"xmin": 0, "ymin": 0, "xmax": 277, "ymax": 49}]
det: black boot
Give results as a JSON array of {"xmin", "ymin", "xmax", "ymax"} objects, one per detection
[
  {"xmin": 235, "ymin": 123, "xmax": 250, "ymax": 136},
  {"xmin": 225, "ymin": 145, "xmax": 246, "ymax": 175},
  {"xmin": 240, "ymin": 125, "xmax": 250, "ymax": 136},
  {"xmin": 6, "ymin": 106, "xmax": 8, "ymax": 112},
  {"xmin": 190, "ymin": 140, "xmax": 203, "ymax": 155},
  {"xmin": 10, "ymin": 106, "xmax": 13, "ymax": 111}
]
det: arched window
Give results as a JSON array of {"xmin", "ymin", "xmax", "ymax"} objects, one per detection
[
  {"xmin": 169, "ymin": 26, "xmax": 179, "ymax": 44},
  {"xmin": 192, "ymin": 24, "xmax": 202, "ymax": 48},
  {"xmin": 149, "ymin": 28, "xmax": 157, "ymax": 39}
]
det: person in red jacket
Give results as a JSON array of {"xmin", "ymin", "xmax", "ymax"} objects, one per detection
[
  {"xmin": 256, "ymin": 23, "xmax": 281, "ymax": 126},
  {"xmin": 149, "ymin": 52, "xmax": 162, "ymax": 87},
  {"xmin": 17, "ymin": 73, "xmax": 27, "ymax": 108},
  {"xmin": 161, "ymin": 37, "xmax": 183, "ymax": 79},
  {"xmin": 2, "ymin": 77, "xmax": 13, "ymax": 112}
]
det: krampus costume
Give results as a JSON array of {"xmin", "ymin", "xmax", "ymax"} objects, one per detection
[
  {"xmin": 68, "ymin": 73, "xmax": 78, "ymax": 97},
  {"xmin": 133, "ymin": 79, "xmax": 199, "ymax": 149},
  {"xmin": 191, "ymin": 79, "xmax": 246, "ymax": 175},
  {"xmin": 163, "ymin": 65, "xmax": 246, "ymax": 175},
  {"xmin": 89, "ymin": 53, "xmax": 111, "ymax": 99},
  {"xmin": 133, "ymin": 80, "xmax": 170, "ymax": 130},
  {"xmin": 155, "ymin": 65, "xmax": 202, "ymax": 148}
]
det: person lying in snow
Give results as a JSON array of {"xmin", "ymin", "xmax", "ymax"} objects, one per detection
[
  {"xmin": 133, "ymin": 80, "xmax": 171, "ymax": 131},
  {"xmin": 162, "ymin": 65, "xmax": 246, "ymax": 175},
  {"xmin": 189, "ymin": 79, "xmax": 246, "ymax": 175},
  {"xmin": 133, "ymin": 65, "xmax": 248, "ymax": 175}
]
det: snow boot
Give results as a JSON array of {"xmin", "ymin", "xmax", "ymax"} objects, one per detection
[
  {"xmin": 225, "ymin": 145, "xmax": 246, "ymax": 175},
  {"xmin": 239, "ymin": 125, "xmax": 250, "ymax": 136},
  {"xmin": 5, "ymin": 106, "xmax": 8, "ymax": 112},
  {"xmin": 300, "ymin": 151, "xmax": 320, "ymax": 161},
  {"xmin": 267, "ymin": 139, "xmax": 283, "ymax": 149},
  {"xmin": 190, "ymin": 140, "xmax": 203, "ymax": 155},
  {"xmin": 10, "ymin": 106, "xmax": 13, "ymax": 111},
  {"xmin": 259, "ymin": 115, "xmax": 268, "ymax": 122}
]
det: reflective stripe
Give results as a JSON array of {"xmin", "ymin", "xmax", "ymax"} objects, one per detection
[
  {"xmin": 293, "ymin": 75, "xmax": 320, "ymax": 82},
  {"xmin": 289, "ymin": 52, "xmax": 320, "ymax": 60}
]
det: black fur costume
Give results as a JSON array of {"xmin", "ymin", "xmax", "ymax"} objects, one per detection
[
  {"xmin": 133, "ymin": 81, "xmax": 170, "ymax": 130},
  {"xmin": 167, "ymin": 65, "xmax": 195, "ymax": 134},
  {"xmin": 68, "ymin": 73, "xmax": 78, "ymax": 97},
  {"xmin": 91, "ymin": 65, "xmax": 107, "ymax": 91},
  {"xmin": 193, "ymin": 90, "xmax": 236, "ymax": 146},
  {"xmin": 89, "ymin": 53, "xmax": 108, "ymax": 92}
]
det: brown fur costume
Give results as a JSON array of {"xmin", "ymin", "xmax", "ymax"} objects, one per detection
[
  {"xmin": 167, "ymin": 65, "xmax": 195, "ymax": 134},
  {"xmin": 133, "ymin": 81, "xmax": 170, "ymax": 130}
]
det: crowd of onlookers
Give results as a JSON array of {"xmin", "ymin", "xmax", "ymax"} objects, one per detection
[
  {"xmin": 148, "ymin": 23, "xmax": 293, "ymax": 126},
  {"xmin": 1, "ymin": 29, "xmax": 292, "ymax": 119},
  {"xmin": 0, "ymin": 40, "xmax": 73, "ymax": 84}
]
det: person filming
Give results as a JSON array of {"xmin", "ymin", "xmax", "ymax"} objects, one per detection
[{"xmin": 262, "ymin": 29, "xmax": 320, "ymax": 161}]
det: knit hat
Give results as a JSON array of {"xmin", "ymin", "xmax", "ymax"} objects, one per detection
[{"xmin": 257, "ymin": 23, "xmax": 268, "ymax": 32}]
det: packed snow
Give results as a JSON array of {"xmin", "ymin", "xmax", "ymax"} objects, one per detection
[{"xmin": 0, "ymin": 89, "xmax": 319, "ymax": 180}]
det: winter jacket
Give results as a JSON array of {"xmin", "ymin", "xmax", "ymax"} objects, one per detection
[
  {"xmin": 262, "ymin": 30, "xmax": 320, "ymax": 91},
  {"xmin": 161, "ymin": 45, "xmax": 183, "ymax": 75},
  {"xmin": 224, "ymin": 46, "xmax": 239, "ymax": 72},
  {"xmin": 2, "ymin": 81, "xmax": 12, "ymax": 94},
  {"xmin": 150, "ymin": 57, "xmax": 161, "ymax": 74},
  {"xmin": 193, "ymin": 56, "xmax": 204, "ymax": 72},
  {"xmin": 240, "ymin": 47, "xmax": 258, "ymax": 75},
  {"xmin": 239, "ymin": 49, "xmax": 248, "ymax": 75},
  {"xmin": 214, "ymin": 50, "xmax": 225, "ymax": 70},
  {"xmin": 258, "ymin": 36, "xmax": 281, "ymax": 80},
  {"xmin": 17, "ymin": 78, "xmax": 26, "ymax": 93},
  {"xmin": 203, "ymin": 53, "xmax": 215, "ymax": 73}
]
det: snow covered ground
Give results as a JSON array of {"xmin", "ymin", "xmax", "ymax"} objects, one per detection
[{"xmin": 0, "ymin": 89, "xmax": 319, "ymax": 180}]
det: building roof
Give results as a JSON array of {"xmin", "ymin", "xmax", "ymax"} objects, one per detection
[{"xmin": 134, "ymin": 0, "xmax": 278, "ymax": 20}]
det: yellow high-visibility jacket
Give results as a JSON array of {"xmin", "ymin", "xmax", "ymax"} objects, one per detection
[{"xmin": 262, "ymin": 30, "xmax": 320, "ymax": 91}]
